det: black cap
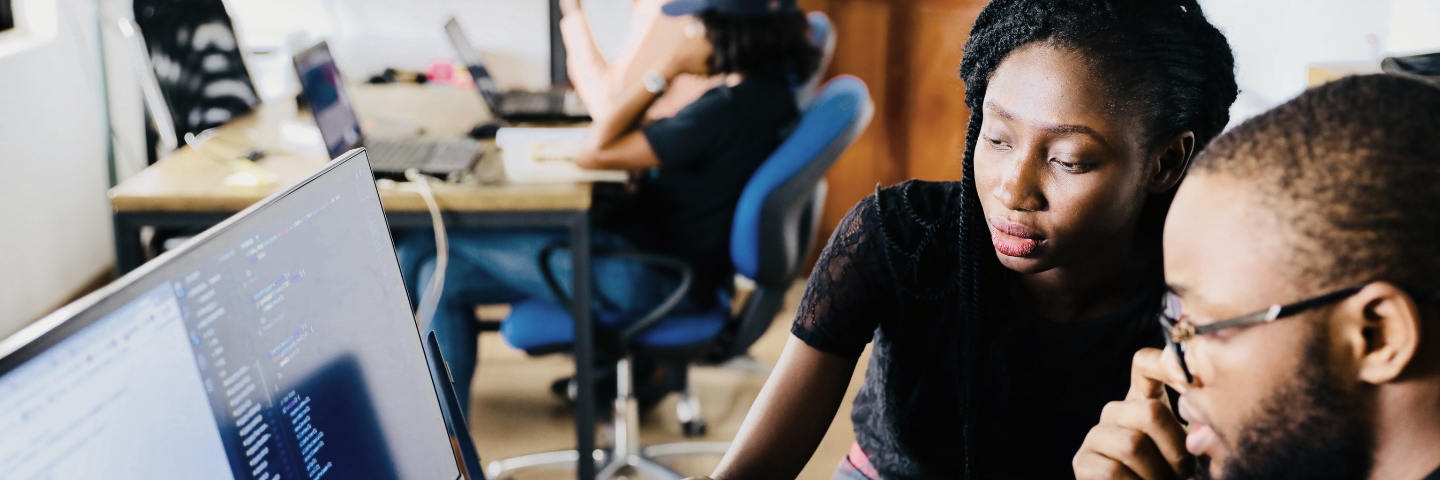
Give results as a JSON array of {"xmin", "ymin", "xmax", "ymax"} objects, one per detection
[{"xmin": 661, "ymin": 0, "xmax": 798, "ymax": 16}]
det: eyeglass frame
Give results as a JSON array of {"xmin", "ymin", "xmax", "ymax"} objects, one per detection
[{"xmin": 1159, "ymin": 284, "xmax": 1440, "ymax": 383}]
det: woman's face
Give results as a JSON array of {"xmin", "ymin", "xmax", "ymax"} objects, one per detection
[{"xmin": 974, "ymin": 42, "xmax": 1182, "ymax": 274}]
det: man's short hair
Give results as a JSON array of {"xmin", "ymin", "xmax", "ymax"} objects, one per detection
[{"xmin": 1191, "ymin": 74, "xmax": 1440, "ymax": 292}]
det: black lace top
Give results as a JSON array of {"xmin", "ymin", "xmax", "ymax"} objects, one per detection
[{"xmin": 793, "ymin": 180, "xmax": 1165, "ymax": 479}]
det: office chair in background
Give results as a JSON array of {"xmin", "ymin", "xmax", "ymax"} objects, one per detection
[
  {"xmin": 118, "ymin": 0, "xmax": 261, "ymax": 257},
  {"xmin": 129, "ymin": 0, "xmax": 260, "ymax": 164},
  {"xmin": 795, "ymin": 12, "xmax": 837, "ymax": 108},
  {"xmin": 487, "ymin": 75, "xmax": 874, "ymax": 480}
]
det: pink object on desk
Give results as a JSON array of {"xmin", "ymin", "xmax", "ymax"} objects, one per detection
[{"xmin": 427, "ymin": 60, "xmax": 455, "ymax": 84}]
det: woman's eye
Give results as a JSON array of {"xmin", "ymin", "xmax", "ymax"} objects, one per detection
[
  {"xmin": 1051, "ymin": 158, "xmax": 1090, "ymax": 173},
  {"xmin": 983, "ymin": 135, "xmax": 1011, "ymax": 150}
]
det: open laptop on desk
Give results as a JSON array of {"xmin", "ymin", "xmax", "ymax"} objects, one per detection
[
  {"xmin": 444, "ymin": 18, "xmax": 590, "ymax": 122},
  {"xmin": 0, "ymin": 150, "xmax": 481, "ymax": 479},
  {"xmin": 294, "ymin": 41, "xmax": 483, "ymax": 180}
]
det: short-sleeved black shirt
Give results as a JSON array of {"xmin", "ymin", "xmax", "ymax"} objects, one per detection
[
  {"xmin": 793, "ymin": 180, "xmax": 1165, "ymax": 479},
  {"xmin": 613, "ymin": 73, "xmax": 798, "ymax": 299}
]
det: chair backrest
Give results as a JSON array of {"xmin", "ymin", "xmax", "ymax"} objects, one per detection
[
  {"xmin": 794, "ymin": 12, "xmax": 837, "ymax": 108},
  {"xmin": 715, "ymin": 75, "xmax": 871, "ymax": 361},
  {"xmin": 731, "ymin": 75, "xmax": 872, "ymax": 288},
  {"xmin": 132, "ymin": 0, "xmax": 259, "ymax": 143}
]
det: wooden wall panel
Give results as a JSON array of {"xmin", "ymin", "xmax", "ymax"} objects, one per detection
[
  {"xmin": 800, "ymin": 0, "xmax": 988, "ymax": 265},
  {"xmin": 903, "ymin": 2, "xmax": 982, "ymax": 182},
  {"xmin": 818, "ymin": 0, "xmax": 906, "ymax": 236}
]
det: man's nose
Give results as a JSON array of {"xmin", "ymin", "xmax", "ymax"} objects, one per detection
[{"xmin": 992, "ymin": 152, "xmax": 1046, "ymax": 212}]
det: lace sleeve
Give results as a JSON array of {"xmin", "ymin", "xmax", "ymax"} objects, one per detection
[{"xmin": 791, "ymin": 195, "xmax": 895, "ymax": 359}]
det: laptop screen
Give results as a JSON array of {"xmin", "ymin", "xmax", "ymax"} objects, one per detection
[
  {"xmin": 294, "ymin": 42, "xmax": 364, "ymax": 159},
  {"xmin": 443, "ymin": 18, "xmax": 502, "ymax": 109},
  {"xmin": 0, "ymin": 151, "xmax": 462, "ymax": 480}
]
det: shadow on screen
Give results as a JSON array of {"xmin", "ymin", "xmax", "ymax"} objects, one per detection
[{"xmin": 283, "ymin": 354, "xmax": 399, "ymax": 480}]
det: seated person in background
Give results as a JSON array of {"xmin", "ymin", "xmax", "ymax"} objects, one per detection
[
  {"xmin": 397, "ymin": 0, "xmax": 821, "ymax": 413},
  {"xmin": 558, "ymin": 0, "xmax": 722, "ymax": 121},
  {"xmin": 1073, "ymin": 74, "xmax": 1440, "ymax": 480}
]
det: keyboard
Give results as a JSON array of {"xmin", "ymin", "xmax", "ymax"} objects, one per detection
[
  {"xmin": 500, "ymin": 91, "xmax": 559, "ymax": 114},
  {"xmin": 365, "ymin": 139, "xmax": 482, "ymax": 177}
]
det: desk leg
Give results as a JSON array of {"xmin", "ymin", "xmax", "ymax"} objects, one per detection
[
  {"xmin": 114, "ymin": 213, "xmax": 145, "ymax": 275},
  {"xmin": 570, "ymin": 212, "xmax": 596, "ymax": 480}
]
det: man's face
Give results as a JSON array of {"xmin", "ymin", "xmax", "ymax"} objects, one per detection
[{"xmin": 1163, "ymin": 173, "xmax": 1372, "ymax": 480}]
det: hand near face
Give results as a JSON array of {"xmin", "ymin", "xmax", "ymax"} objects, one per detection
[{"xmin": 1074, "ymin": 348, "xmax": 1193, "ymax": 480}]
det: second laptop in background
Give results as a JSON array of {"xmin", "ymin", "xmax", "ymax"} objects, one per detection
[
  {"xmin": 293, "ymin": 41, "xmax": 483, "ymax": 180},
  {"xmin": 444, "ymin": 17, "xmax": 590, "ymax": 123}
]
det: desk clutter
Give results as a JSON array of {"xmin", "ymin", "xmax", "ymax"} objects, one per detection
[{"xmin": 495, "ymin": 127, "xmax": 629, "ymax": 184}]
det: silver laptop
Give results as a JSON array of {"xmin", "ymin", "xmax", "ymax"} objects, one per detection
[
  {"xmin": 444, "ymin": 18, "xmax": 589, "ymax": 122},
  {"xmin": 0, "ymin": 150, "xmax": 474, "ymax": 479},
  {"xmin": 294, "ymin": 41, "xmax": 483, "ymax": 180}
]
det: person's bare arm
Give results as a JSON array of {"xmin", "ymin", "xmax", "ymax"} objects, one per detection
[
  {"xmin": 574, "ymin": 29, "xmax": 710, "ymax": 171},
  {"xmin": 558, "ymin": 0, "xmax": 611, "ymax": 116},
  {"xmin": 708, "ymin": 335, "xmax": 858, "ymax": 480}
]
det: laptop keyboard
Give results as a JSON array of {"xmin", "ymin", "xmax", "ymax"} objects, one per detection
[
  {"xmin": 367, "ymin": 139, "xmax": 482, "ymax": 175},
  {"xmin": 368, "ymin": 140, "xmax": 435, "ymax": 169},
  {"xmin": 501, "ymin": 92, "xmax": 557, "ymax": 113}
]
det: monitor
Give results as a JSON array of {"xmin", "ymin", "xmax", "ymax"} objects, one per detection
[
  {"xmin": 293, "ymin": 41, "xmax": 364, "ymax": 159},
  {"xmin": 0, "ymin": 151, "xmax": 463, "ymax": 480}
]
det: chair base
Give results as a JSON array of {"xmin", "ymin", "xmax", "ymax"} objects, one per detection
[
  {"xmin": 487, "ymin": 357, "xmax": 731, "ymax": 480},
  {"xmin": 486, "ymin": 443, "xmax": 732, "ymax": 480}
]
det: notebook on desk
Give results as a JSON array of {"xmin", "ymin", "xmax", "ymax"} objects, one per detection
[{"xmin": 494, "ymin": 127, "xmax": 629, "ymax": 183}]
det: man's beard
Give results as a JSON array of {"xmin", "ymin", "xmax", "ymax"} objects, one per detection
[{"xmin": 1196, "ymin": 334, "xmax": 1374, "ymax": 480}]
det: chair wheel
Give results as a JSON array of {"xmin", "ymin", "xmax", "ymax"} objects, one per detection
[{"xmin": 682, "ymin": 419, "xmax": 707, "ymax": 437}]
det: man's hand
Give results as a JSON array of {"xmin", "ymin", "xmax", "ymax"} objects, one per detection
[{"xmin": 1074, "ymin": 348, "xmax": 1193, "ymax": 480}]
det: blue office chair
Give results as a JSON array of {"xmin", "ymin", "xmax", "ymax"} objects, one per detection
[
  {"xmin": 795, "ymin": 12, "xmax": 837, "ymax": 108},
  {"xmin": 487, "ymin": 76, "xmax": 874, "ymax": 480}
]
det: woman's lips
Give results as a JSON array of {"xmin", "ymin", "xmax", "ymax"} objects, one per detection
[{"xmin": 989, "ymin": 217, "xmax": 1043, "ymax": 257}]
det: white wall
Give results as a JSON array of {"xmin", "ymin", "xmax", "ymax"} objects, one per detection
[
  {"xmin": 226, "ymin": 0, "xmax": 632, "ymax": 94},
  {"xmin": 0, "ymin": 0, "xmax": 116, "ymax": 338},
  {"xmin": 1199, "ymin": 0, "xmax": 1440, "ymax": 127}
]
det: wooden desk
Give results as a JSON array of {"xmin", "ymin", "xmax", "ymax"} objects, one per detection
[{"xmin": 108, "ymin": 84, "xmax": 603, "ymax": 480}]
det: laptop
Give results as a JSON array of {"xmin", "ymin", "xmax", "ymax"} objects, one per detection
[
  {"xmin": 0, "ymin": 150, "xmax": 481, "ymax": 480},
  {"xmin": 444, "ymin": 18, "xmax": 590, "ymax": 122},
  {"xmin": 294, "ymin": 41, "xmax": 483, "ymax": 180}
]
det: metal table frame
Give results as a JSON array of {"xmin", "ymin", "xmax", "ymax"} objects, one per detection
[{"xmin": 113, "ymin": 208, "xmax": 600, "ymax": 480}]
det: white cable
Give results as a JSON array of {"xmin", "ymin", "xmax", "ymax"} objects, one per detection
[{"xmin": 405, "ymin": 169, "xmax": 449, "ymax": 330}]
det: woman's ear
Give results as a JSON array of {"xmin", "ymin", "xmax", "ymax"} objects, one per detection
[{"xmin": 1147, "ymin": 131, "xmax": 1195, "ymax": 193}]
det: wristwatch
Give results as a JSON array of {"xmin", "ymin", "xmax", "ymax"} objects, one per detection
[{"xmin": 644, "ymin": 70, "xmax": 668, "ymax": 94}]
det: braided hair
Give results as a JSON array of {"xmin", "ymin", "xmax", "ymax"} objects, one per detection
[{"xmin": 948, "ymin": 0, "xmax": 1236, "ymax": 475}]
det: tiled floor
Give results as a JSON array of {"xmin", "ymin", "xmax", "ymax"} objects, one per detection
[{"xmin": 464, "ymin": 280, "xmax": 871, "ymax": 480}]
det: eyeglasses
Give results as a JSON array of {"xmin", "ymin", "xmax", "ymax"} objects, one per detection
[{"xmin": 1159, "ymin": 285, "xmax": 1367, "ymax": 383}]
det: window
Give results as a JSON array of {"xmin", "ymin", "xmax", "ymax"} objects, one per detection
[{"xmin": 0, "ymin": 0, "xmax": 13, "ymax": 32}]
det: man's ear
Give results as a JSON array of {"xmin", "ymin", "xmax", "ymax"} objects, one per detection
[
  {"xmin": 1147, "ymin": 131, "xmax": 1195, "ymax": 193},
  {"xmin": 1343, "ymin": 282, "xmax": 1424, "ymax": 384}
]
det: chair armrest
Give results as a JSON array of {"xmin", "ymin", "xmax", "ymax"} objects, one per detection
[{"xmin": 537, "ymin": 243, "xmax": 695, "ymax": 344}]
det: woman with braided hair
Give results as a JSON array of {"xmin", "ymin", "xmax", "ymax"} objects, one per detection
[{"xmin": 702, "ymin": 0, "xmax": 1237, "ymax": 478}]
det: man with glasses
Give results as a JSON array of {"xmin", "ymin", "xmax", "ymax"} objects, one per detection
[{"xmin": 1073, "ymin": 74, "xmax": 1440, "ymax": 480}]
